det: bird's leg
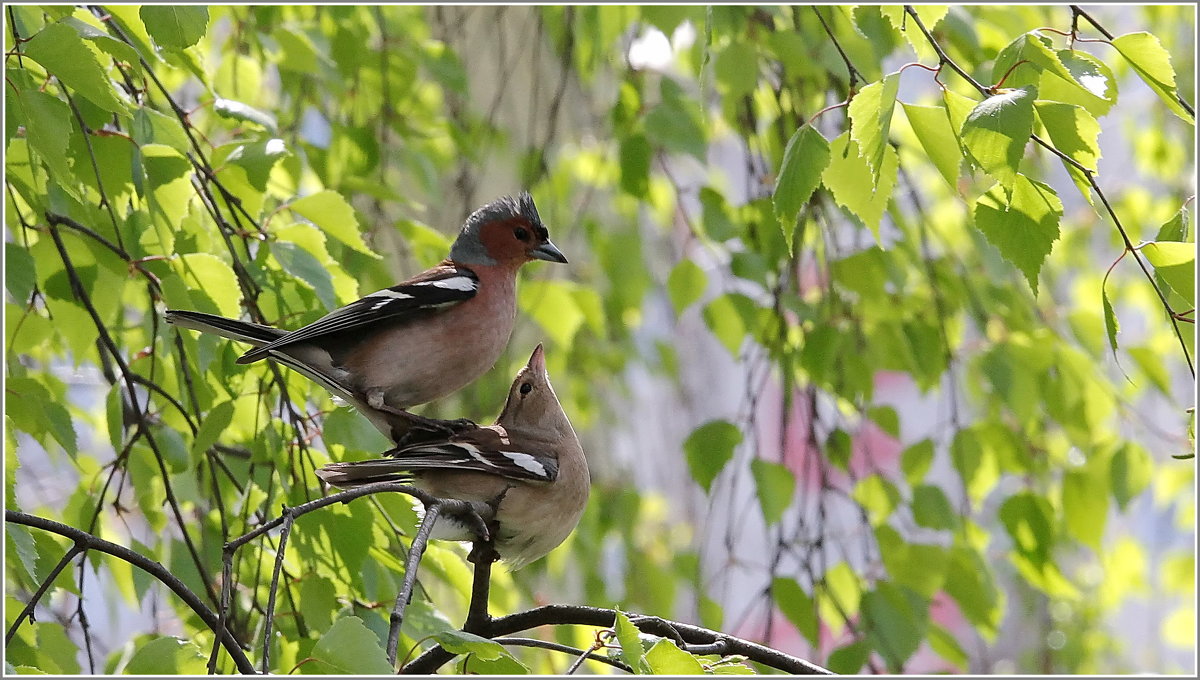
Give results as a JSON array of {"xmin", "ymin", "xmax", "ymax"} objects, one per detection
[{"xmin": 363, "ymin": 389, "xmax": 477, "ymax": 444}]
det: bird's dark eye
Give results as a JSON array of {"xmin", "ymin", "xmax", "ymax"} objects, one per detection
[
  {"xmin": 514, "ymin": 227, "xmax": 530, "ymax": 241},
  {"xmin": 519, "ymin": 382, "xmax": 533, "ymax": 395}
]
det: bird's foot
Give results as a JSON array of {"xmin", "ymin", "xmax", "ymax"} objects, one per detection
[{"xmin": 380, "ymin": 407, "xmax": 478, "ymax": 447}]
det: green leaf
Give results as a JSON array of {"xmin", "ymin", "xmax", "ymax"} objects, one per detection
[
  {"xmin": 822, "ymin": 132, "xmax": 898, "ymax": 240},
  {"xmin": 6, "ymin": 377, "xmax": 76, "ymax": 456},
  {"xmin": 641, "ymin": 6, "xmax": 698, "ymax": 35},
  {"xmin": 999, "ymin": 492, "xmax": 1055, "ymax": 566},
  {"xmin": 1111, "ymin": 32, "xmax": 1194, "ymax": 124},
  {"xmin": 5, "ymin": 246, "xmax": 36, "ymax": 304},
  {"xmin": 772, "ymin": 577, "xmax": 818, "ymax": 646},
  {"xmin": 22, "ymin": 22, "xmax": 128, "ymax": 113},
  {"xmin": 1156, "ymin": 206, "xmax": 1190, "ymax": 242},
  {"xmin": 749, "ymin": 459, "xmax": 794, "ymax": 525},
  {"xmin": 13, "ymin": 89, "xmax": 75, "ymax": 191},
  {"xmin": 289, "ymin": 190, "xmax": 380, "ymax": 258},
  {"xmin": 171, "ymin": 253, "xmax": 242, "ymax": 318},
  {"xmin": 961, "ymin": 86, "xmax": 1037, "ymax": 191},
  {"xmin": 519, "ymin": 279, "xmax": 585, "ymax": 347},
  {"xmin": 901, "ymin": 103, "xmax": 964, "ymax": 191},
  {"xmin": 950, "ymin": 427, "xmax": 1000, "ymax": 509},
  {"xmin": 613, "ymin": 610, "xmax": 650, "ymax": 674},
  {"xmin": 826, "ymin": 640, "xmax": 870, "ymax": 674},
  {"xmin": 992, "ymin": 32, "xmax": 1076, "ymax": 89},
  {"xmin": 773, "ymin": 123, "xmax": 830, "ymax": 247},
  {"xmin": 1035, "ymin": 101, "xmax": 1101, "ymax": 172},
  {"xmin": 309, "ymin": 616, "xmax": 394, "ymax": 674},
  {"xmin": 818, "ymin": 561, "xmax": 862, "ymax": 635},
  {"xmin": 124, "ymin": 637, "xmax": 206, "ymax": 675},
  {"xmin": 1141, "ymin": 241, "xmax": 1195, "ymax": 307},
  {"xmin": 684, "ymin": 420, "xmax": 742, "ymax": 493},
  {"xmin": 1063, "ymin": 457, "xmax": 1109, "ymax": 551},
  {"xmin": 139, "ymin": 6, "xmax": 209, "ymax": 49},
  {"xmin": 862, "ymin": 582, "xmax": 927, "ymax": 671},
  {"xmin": 912, "ymin": 484, "xmax": 958, "ymax": 531},
  {"xmin": 944, "ymin": 545, "xmax": 1002, "ymax": 638},
  {"xmin": 714, "ymin": 41, "xmax": 757, "ymax": 98},
  {"xmin": 876, "ymin": 527, "xmax": 948, "ymax": 598},
  {"xmin": 973, "ymin": 174, "xmax": 1063, "ymax": 295},
  {"xmin": 6, "ymin": 524, "xmax": 38, "ymax": 584},
  {"xmin": 272, "ymin": 241, "xmax": 338, "ymax": 312},
  {"xmin": 432, "ymin": 629, "xmax": 508, "ymax": 661},
  {"xmin": 645, "ymin": 639, "xmax": 705, "ymax": 674},
  {"xmin": 928, "ymin": 624, "xmax": 968, "ymax": 669},
  {"xmin": 213, "ymin": 97, "xmax": 279, "ymax": 133},
  {"xmin": 1110, "ymin": 443, "xmax": 1153, "ymax": 510},
  {"xmin": 1040, "ymin": 49, "xmax": 1116, "ymax": 118},
  {"xmin": 848, "ymin": 71, "xmax": 900, "ymax": 181},
  {"xmin": 667, "ymin": 259, "xmax": 707, "ymax": 315},
  {"xmin": 464, "ymin": 653, "xmax": 531, "ymax": 675},
  {"xmin": 1102, "ymin": 289, "xmax": 1120, "ymax": 356},
  {"xmin": 224, "ymin": 138, "xmax": 289, "ymax": 191},
  {"xmin": 852, "ymin": 474, "xmax": 900, "ymax": 526},
  {"xmin": 297, "ymin": 577, "xmax": 338, "ymax": 635},
  {"xmin": 701, "ymin": 293, "xmax": 749, "ymax": 357},
  {"xmin": 189, "ymin": 400, "xmax": 234, "ymax": 459},
  {"xmin": 900, "ymin": 439, "xmax": 934, "ymax": 485},
  {"xmin": 619, "ymin": 133, "xmax": 651, "ymax": 197},
  {"xmin": 644, "ymin": 80, "xmax": 707, "ymax": 161}
]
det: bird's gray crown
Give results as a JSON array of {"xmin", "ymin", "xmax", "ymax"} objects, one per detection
[{"xmin": 449, "ymin": 192, "xmax": 543, "ymax": 265}]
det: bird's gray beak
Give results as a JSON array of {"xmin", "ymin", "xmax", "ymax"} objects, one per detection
[{"xmin": 530, "ymin": 240, "xmax": 568, "ymax": 264}]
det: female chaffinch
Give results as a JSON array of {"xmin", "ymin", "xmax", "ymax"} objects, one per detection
[
  {"xmin": 167, "ymin": 193, "xmax": 566, "ymax": 438},
  {"xmin": 316, "ymin": 344, "xmax": 590, "ymax": 569}
]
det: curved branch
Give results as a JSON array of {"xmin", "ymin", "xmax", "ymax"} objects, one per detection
[
  {"xmin": 5, "ymin": 510, "xmax": 256, "ymax": 675},
  {"xmin": 402, "ymin": 604, "xmax": 833, "ymax": 675}
]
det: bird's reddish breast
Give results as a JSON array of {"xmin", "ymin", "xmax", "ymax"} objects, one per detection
[{"xmin": 339, "ymin": 265, "xmax": 518, "ymax": 408}]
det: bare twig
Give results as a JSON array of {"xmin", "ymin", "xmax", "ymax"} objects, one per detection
[
  {"xmin": 812, "ymin": 7, "xmax": 863, "ymax": 87},
  {"xmin": 259, "ymin": 509, "xmax": 294, "ymax": 673},
  {"xmin": 5, "ymin": 542, "xmax": 85, "ymax": 643},
  {"xmin": 497, "ymin": 637, "xmax": 632, "ymax": 673},
  {"xmin": 385, "ymin": 502, "xmax": 442, "ymax": 666},
  {"xmin": 5, "ymin": 510, "xmax": 256, "ymax": 675}
]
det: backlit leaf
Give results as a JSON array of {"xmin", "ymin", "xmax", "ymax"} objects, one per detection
[
  {"xmin": 973, "ymin": 174, "xmax": 1062, "ymax": 295},
  {"xmin": 684, "ymin": 420, "xmax": 742, "ymax": 493},
  {"xmin": 961, "ymin": 86, "xmax": 1036, "ymax": 191}
]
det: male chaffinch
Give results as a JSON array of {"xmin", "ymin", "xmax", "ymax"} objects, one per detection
[
  {"xmin": 316, "ymin": 344, "xmax": 590, "ymax": 569},
  {"xmin": 166, "ymin": 193, "xmax": 566, "ymax": 439}
]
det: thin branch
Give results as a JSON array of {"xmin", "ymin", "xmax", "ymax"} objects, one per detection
[
  {"xmin": 385, "ymin": 502, "xmax": 443, "ymax": 666},
  {"xmin": 1030, "ymin": 134, "xmax": 1195, "ymax": 377},
  {"xmin": 902, "ymin": 7, "xmax": 1196, "ymax": 380},
  {"xmin": 5, "ymin": 510, "xmax": 256, "ymax": 675},
  {"xmin": 224, "ymin": 481, "xmax": 487, "ymax": 553},
  {"xmin": 5, "ymin": 542, "xmax": 85, "ymax": 644},
  {"xmin": 811, "ymin": 7, "xmax": 863, "ymax": 87},
  {"xmin": 403, "ymin": 604, "xmax": 833, "ymax": 675},
  {"xmin": 216, "ymin": 480, "xmax": 490, "ymax": 673},
  {"xmin": 46, "ymin": 219, "xmax": 219, "ymax": 605},
  {"xmin": 259, "ymin": 509, "xmax": 294, "ymax": 673},
  {"xmin": 496, "ymin": 637, "xmax": 632, "ymax": 673},
  {"xmin": 904, "ymin": 6, "xmax": 988, "ymax": 95}
]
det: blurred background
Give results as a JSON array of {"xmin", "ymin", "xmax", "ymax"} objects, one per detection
[{"xmin": 6, "ymin": 4, "xmax": 1195, "ymax": 675}]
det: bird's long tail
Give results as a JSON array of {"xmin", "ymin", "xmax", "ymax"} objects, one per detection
[
  {"xmin": 165, "ymin": 309, "xmax": 367, "ymax": 420},
  {"xmin": 315, "ymin": 459, "xmax": 415, "ymax": 487},
  {"xmin": 164, "ymin": 310, "xmax": 284, "ymax": 346}
]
